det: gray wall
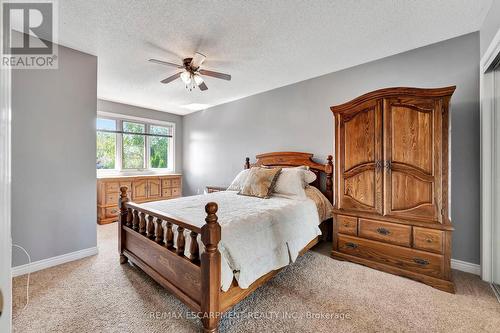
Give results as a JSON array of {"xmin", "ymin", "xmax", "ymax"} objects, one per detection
[
  {"xmin": 12, "ymin": 40, "xmax": 98, "ymax": 266},
  {"xmin": 183, "ymin": 32, "xmax": 480, "ymax": 264},
  {"xmin": 480, "ymin": 0, "xmax": 500, "ymax": 58},
  {"xmin": 97, "ymin": 100, "xmax": 183, "ymax": 173}
]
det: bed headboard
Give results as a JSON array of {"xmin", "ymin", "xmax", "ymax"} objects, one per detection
[{"xmin": 244, "ymin": 152, "xmax": 333, "ymax": 203}]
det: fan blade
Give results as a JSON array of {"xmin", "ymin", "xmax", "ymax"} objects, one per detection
[
  {"xmin": 160, "ymin": 72, "xmax": 182, "ymax": 84},
  {"xmin": 190, "ymin": 52, "xmax": 206, "ymax": 69},
  {"xmin": 199, "ymin": 69, "xmax": 231, "ymax": 81},
  {"xmin": 198, "ymin": 81, "xmax": 208, "ymax": 91},
  {"xmin": 149, "ymin": 59, "xmax": 183, "ymax": 69}
]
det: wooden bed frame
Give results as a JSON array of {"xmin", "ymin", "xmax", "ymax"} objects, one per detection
[{"xmin": 118, "ymin": 152, "xmax": 333, "ymax": 332}]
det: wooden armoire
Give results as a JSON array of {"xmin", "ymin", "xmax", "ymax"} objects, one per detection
[{"xmin": 330, "ymin": 86, "xmax": 455, "ymax": 293}]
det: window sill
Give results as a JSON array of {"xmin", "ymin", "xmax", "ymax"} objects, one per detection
[{"xmin": 96, "ymin": 170, "xmax": 180, "ymax": 179}]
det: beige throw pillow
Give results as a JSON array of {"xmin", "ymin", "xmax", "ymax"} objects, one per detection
[{"xmin": 238, "ymin": 167, "xmax": 282, "ymax": 198}]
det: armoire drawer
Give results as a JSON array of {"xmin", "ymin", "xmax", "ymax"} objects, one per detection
[
  {"xmin": 336, "ymin": 215, "xmax": 357, "ymax": 235},
  {"xmin": 413, "ymin": 227, "xmax": 444, "ymax": 254},
  {"xmin": 338, "ymin": 234, "xmax": 443, "ymax": 278},
  {"xmin": 358, "ymin": 218, "xmax": 411, "ymax": 247}
]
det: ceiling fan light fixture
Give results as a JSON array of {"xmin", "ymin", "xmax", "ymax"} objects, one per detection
[
  {"xmin": 180, "ymin": 71, "xmax": 191, "ymax": 84},
  {"xmin": 193, "ymin": 74, "xmax": 204, "ymax": 85}
]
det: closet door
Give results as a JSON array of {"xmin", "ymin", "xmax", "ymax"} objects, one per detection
[
  {"xmin": 337, "ymin": 99, "xmax": 383, "ymax": 214},
  {"xmin": 383, "ymin": 97, "xmax": 442, "ymax": 222}
]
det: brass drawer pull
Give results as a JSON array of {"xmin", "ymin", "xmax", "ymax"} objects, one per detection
[
  {"xmin": 426, "ymin": 238, "xmax": 433, "ymax": 243},
  {"xmin": 413, "ymin": 258, "xmax": 429, "ymax": 266},
  {"xmin": 376, "ymin": 227, "xmax": 391, "ymax": 236},
  {"xmin": 345, "ymin": 242, "xmax": 358, "ymax": 249}
]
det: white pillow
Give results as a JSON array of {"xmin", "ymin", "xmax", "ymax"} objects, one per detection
[
  {"xmin": 273, "ymin": 168, "xmax": 308, "ymax": 198},
  {"xmin": 293, "ymin": 166, "xmax": 317, "ymax": 185},
  {"xmin": 227, "ymin": 169, "xmax": 251, "ymax": 191}
]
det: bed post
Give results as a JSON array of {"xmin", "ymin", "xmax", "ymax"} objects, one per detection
[
  {"xmin": 325, "ymin": 155, "xmax": 333, "ymax": 203},
  {"xmin": 244, "ymin": 157, "xmax": 250, "ymax": 169},
  {"xmin": 118, "ymin": 187, "xmax": 129, "ymax": 264},
  {"xmin": 201, "ymin": 202, "xmax": 221, "ymax": 333}
]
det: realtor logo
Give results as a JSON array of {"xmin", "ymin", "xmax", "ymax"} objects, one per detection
[{"xmin": 1, "ymin": 0, "xmax": 58, "ymax": 69}]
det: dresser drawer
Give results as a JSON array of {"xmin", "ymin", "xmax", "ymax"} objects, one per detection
[
  {"xmin": 105, "ymin": 182, "xmax": 120, "ymax": 193},
  {"xmin": 413, "ymin": 227, "xmax": 443, "ymax": 254},
  {"xmin": 105, "ymin": 192, "xmax": 120, "ymax": 205},
  {"xmin": 162, "ymin": 188, "xmax": 172, "ymax": 197},
  {"xmin": 105, "ymin": 206, "xmax": 120, "ymax": 218},
  {"xmin": 338, "ymin": 234, "xmax": 443, "ymax": 278},
  {"xmin": 358, "ymin": 218, "xmax": 411, "ymax": 247},
  {"xmin": 162, "ymin": 179, "xmax": 172, "ymax": 187},
  {"xmin": 172, "ymin": 178, "xmax": 181, "ymax": 187},
  {"xmin": 172, "ymin": 188, "xmax": 181, "ymax": 197},
  {"xmin": 336, "ymin": 215, "xmax": 357, "ymax": 235}
]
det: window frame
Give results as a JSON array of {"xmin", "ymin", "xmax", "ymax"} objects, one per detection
[{"xmin": 97, "ymin": 111, "xmax": 176, "ymax": 176}]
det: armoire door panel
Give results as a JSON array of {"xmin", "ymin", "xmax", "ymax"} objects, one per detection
[
  {"xmin": 390, "ymin": 100, "xmax": 434, "ymax": 174},
  {"xmin": 344, "ymin": 169, "xmax": 376, "ymax": 208},
  {"xmin": 337, "ymin": 100, "xmax": 383, "ymax": 214},
  {"xmin": 383, "ymin": 98, "xmax": 442, "ymax": 222},
  {"xmin": 344, "ymin": 109, "xmax": 375, "ymax": 171}
]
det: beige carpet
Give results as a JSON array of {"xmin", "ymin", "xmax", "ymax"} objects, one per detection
[{"xmin": 13, "ymin": 224, "xmax": 500, "ymax": 332}]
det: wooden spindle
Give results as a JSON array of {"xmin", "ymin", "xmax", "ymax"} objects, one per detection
[
  {"xmin": 147, "ymin": 215, "xmax": 155, "ymax": 239},
  {"xmin": 177, "ymin": 227, "xmax": 185, "ymax": 255},
  {"xmin": 326, "ymin": 155, "xmax": 334, "ymax": 204},
  {"xmin": 166, "ymin": 222, "xmax": 174, "ymax": 249},
  {"xmin": 126, "ymin": 207, "xmax": 133, "ymax": 227},
  {"xmin": 118, "ymin": 187, "xmax": 129, "ymax": 264},
  {"xmin": 139, "ymin": 212, "xmax": 146, "ymax": 235},
  {"xmin": 132, "ymin": 209, "xmax": 139, "ymax": 231},
  {"xmin": 155, "ymin": 219, "xmax": 164, "ymax": 244},
  {"xmin": 189, "ymin": 231, "xmax": 199, "ymax": 262}
]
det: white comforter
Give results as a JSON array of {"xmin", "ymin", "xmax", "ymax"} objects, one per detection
[{"xmin": 141, "ymin": 191, "xmax": 322, "ymax": 291}]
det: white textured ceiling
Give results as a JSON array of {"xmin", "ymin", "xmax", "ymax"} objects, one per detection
[{"xmin": 57, "ymin": 0, "xmax": 492, "ymax": 115}]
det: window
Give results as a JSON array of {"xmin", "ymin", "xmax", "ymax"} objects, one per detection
[
  {"xmin": 96, "ymin": 115, "xmax": 174, "ymax": 173},
  {"xmin": 96, "ymin": 118, "xmax": 117, "ymax": 170}
]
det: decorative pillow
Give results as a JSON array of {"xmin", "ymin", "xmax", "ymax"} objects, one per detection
[
  {"xmin": 273, "ymin": 168, "xmax": 309, "ymax": 198},
  {"xmin": 227, "ymin": 169, "xmax": 251, "ymax": 191},
  {"xmin": 238, "ymin": 167, "xmax": 282, "ymax": 198},
  {"xmin": 305, "ymin": 186, "xmax": 334, "ymax": 221}
]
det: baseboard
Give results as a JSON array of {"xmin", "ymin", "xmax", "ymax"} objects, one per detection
[
  {"xmin": 11, "ymin": 246, "xmax": 98, "ymax": 277},
  {"xmin": 451, "ymin": 259, "xmax": 481, "ymax": 275}
]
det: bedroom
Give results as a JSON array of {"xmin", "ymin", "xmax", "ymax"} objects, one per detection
[{"xmin": 1, "ymin": 0, "xmax": 500, "ymax": 332}]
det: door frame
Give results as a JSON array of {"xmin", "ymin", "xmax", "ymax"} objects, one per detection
[
  {"xmin": 0, "ymin": 0, "xmax": 12, "ymax": 328},
  {"xmin": 480, "ymin": 26, "xmax": 500, "ymax": 283}
]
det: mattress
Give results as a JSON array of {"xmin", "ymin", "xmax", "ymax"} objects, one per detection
[{"xmin": 141, "ymin": 190, "xmax": 327, "ymax": 291}]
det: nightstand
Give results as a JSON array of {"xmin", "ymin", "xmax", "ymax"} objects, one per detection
[{"xmin": 205, "ymin": 186, "xmax": 227, "ymax": 193}]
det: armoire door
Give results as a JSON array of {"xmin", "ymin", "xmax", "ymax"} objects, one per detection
[
  {"xmin": 383, "ymin": 97, "xmax": 442, "ymax": 222},
  {"xmin": 337, "ymin": 99, "xmax": 383, "ymax": 214}
]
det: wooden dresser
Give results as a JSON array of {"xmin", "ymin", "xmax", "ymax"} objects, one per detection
[
  {"xmin": 97, "ymin": 174, "xmax": 182, "ymax": 225},
  {"xmin": 330, "ymin": 87, "xmax": 455, "ymax": 293}
]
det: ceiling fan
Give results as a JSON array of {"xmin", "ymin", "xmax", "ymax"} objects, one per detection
[{"xmin": 148, "ymin": 52, "xmax": 231, "ymax": 91}]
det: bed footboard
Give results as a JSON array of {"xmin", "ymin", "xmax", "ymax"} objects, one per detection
[{"xmin": 118, "ymin": 187, "xmax": 222, "ymax": 332}]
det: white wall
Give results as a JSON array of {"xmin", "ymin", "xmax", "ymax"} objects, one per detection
[{"xmin": 11, "ymin": 38, "xmax": 98, "ymax": 266}]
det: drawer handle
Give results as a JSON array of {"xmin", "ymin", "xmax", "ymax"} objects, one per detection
[
  {"xmin": 413, "ymin": 258, "xmax": 429, "ymax": 266},
  {"xmin": 426, "ymin": 238, "xmax": 433, "ymax": 243},
  {"xmin": 343, "ymin": 222, "xmax": 350, "ymax": 227},
  {"xmin": 376, "ymin": 227, "xmax": 391, "ymax": 236},
  {"xmin": 344, "ymin": 242, "xmax": 358, "ymax": 249}
]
